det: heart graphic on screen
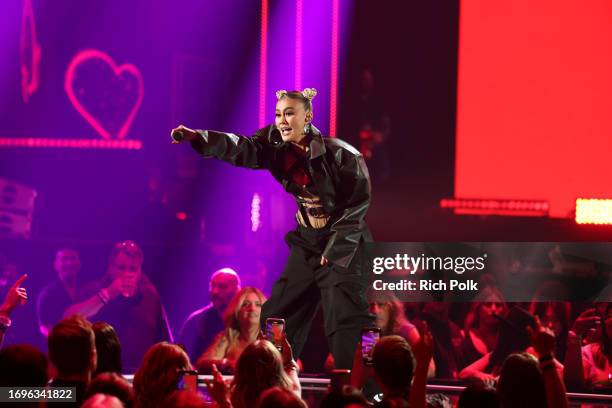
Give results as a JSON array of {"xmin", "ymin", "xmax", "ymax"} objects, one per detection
[{"xmin": 65, "ymin": 49, "xmax": 144, "ymax": 139}]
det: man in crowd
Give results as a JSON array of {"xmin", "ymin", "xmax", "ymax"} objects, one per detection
[
  {"xmin": 37, "ymin": 248, "xmax": 83, "ymax": 337},
  {"xmin": 48, "ymin": 315, "xmax": 97, "ymax": 407},
  {"xmin": 178, "ymin": 267, "xmax": 241, "ymax": 361},
  {"xmin": 64, "ymin": 240, "xmax": 169, "ymax": 370}
]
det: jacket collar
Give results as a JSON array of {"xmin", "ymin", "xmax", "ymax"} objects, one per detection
[{"xmin": 266, "ymin": 124, "xmax": 326, "ymax": 160}]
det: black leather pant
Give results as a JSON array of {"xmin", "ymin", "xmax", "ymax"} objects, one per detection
[{"xmin": 261, "ymin": 226, "xmax": 374, "ymax": 369}]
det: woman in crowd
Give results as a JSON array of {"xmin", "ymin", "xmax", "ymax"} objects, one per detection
[
  {"xmin": 133, "ymin": 342, "xmax": 193, "ymax": 408},
  {"xmin": 92, "ymin": 322, "xmax": 122, "ymax": 376},
  {"xmin": 496, "ymin": 317, "xmax": 569, "ymax": 408},
  {"xmin": 565, "ymin": 302, "xmax": 612, "ymax": 388},
  {"xmin": 529, "ymin": 301, "xmax": 570, "ymax": 362},
  {"xmin": 460, "ymin": 306, "xmax": 545, "ymax": 381},
  {"xmin": 206, "ymin": 339, "xmax": 302, "ymax": 408},
  {"xmin": 369, "ymin": 291, "xmax": 419, "ymax": 343},
  {"xmin": 197, "ymin": 286, "xmax": 266, "ymax": 373},
  {"xmin": 460, "ymin": 286, "xmax": 508, "ymax": 369}
]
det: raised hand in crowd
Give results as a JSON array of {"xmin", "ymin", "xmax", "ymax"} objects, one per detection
[
  {"xmin": 204, "ymin": 363, "xmax": 232, "ymax": 408},
  {"xmin": 527, "ymin": 316, "xmax": 569, "ymax": 408},
  {"xmin": 1, "ymin": 274, "xmax": 28, "ymax": 314},
  {"xmin": 349, "ymin": 340, "xmax": 374, "ymax": 390},
  {"xmin": 0, "ymin": 274, "xmax": 28, "ymax": 347},
  {"xmin": 527, "ymin": 316, "xmax": 556, "ymax": 358},
  {"xmin": 410, "ymin": 321, "xmax": 434, "ymax": 408},
  {"xmin": 571, "ymin": 308, "xmax": 601, "ymax": 342}
]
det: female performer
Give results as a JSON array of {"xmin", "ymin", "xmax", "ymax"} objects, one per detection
[{"xmin": 171, "ymin": 88, "xmax": 374, "ymax": 368}]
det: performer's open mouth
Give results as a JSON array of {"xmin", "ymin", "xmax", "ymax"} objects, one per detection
[{"xmin": 281, "ymin": 127, "xmax": 292, "ymax": 136}]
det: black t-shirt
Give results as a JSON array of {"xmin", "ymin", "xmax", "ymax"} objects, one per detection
[
  {"xmin": 178, "ymin": 304, "xmax": 225, "ymax": 362},
  {"xmin": 37, "ymin": 280, "xmax": 73, "ymax": 331}
]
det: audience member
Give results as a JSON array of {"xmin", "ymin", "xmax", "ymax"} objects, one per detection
[
  {"xmin": 351, "ymin": 328, "xmax": 433, "ymax": 408},
  {"xmin": 565, "ymin": 302, "xmax": 612, "ymax": 389},
  {"xmin": 256, "ymin": 386, "xmax": 308, "ymax": 408},
  {"xmin": 48, "ymin": 315, "xmax": 97, "ymax": 407},
  {"xmin": 0, "ymin": 274, "xmax": 28, "ymax": 348},
  {"xmin": 132, "ymin": 342, "xmax": 192, "ymax": 408},
  {"xmin": 497, "ymin": 338, "xmax": 569, "ymax": 408},
  {"xmin": 196, "ymin": 286, "xmax": 266, "ymax": 373},
  {"xmin": 460, "ymin": 287, "xmax": 508, "ymax": 370},
  {"xmin": 319, "ymin": 385, "xmax": 368, "ymax": 408},
  {"xmin": 0, "ymin": 343, "xmax": 48, "ymax": 386},
  {"xmin": 206, "ymin": 339, "xmax": 301, "ymax": 408},
  {"xmin": 457, "ymin": 382, "xmax": 499, "ymax": 408},
  {"xmin": 460, "ymin": 306, "xmax": 542, "ymax": 381},
  {"xmin": 160, "ymin": 390, "xmax": 207, "ymax": 408},
  {"xmin": 85, "ymin": 372, "xmax": 134, "ymax": 408},
  {"xmin": 37, "ymin": 248, "xmax": 83, "ymax": 336},
  {"xmin": 92, "ymin": 322, "xmax": 122, "ymax": 376},
  {"xmin": 82, "ymin": 394, "xmax": 125, "ymax": 408},
  {"xmin": 529, "ymin": 301, "xmax": 570, "ymax": 362},
  {"xmin": 421, "ymin": 301, "xmax": 464, "ymax": 378},
  {"xmin": 179, "ymin": 267, "xmax": 241, "ymax": 361},
  {"xmin": 65, "ymin": 240, "xmax": 169, "ymax": 370}
]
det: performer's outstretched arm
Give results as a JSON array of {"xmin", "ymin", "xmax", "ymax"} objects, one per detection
[{"xmin": 171, "ymin": 124, "xmax": 272, "ymax": 169}]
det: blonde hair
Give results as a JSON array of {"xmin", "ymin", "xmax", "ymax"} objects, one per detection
[
  {"xmin": 275, "ymin": 88, "xmax": 317, "ymax": 112},
  {"xmin": 202, "ymin": 287, "xmax": 267, "ymax": 360}
]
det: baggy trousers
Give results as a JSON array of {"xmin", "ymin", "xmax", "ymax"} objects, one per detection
[{"xmin": 261, "ymin": 226, "xmax": 374, "ymax": 369}]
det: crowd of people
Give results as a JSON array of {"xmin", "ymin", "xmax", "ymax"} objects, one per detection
[{"xmin": 0, "ymin": 241, "xmax": 610, "ymax": 407}]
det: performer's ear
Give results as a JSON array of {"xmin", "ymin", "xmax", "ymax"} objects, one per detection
[{"xmin": 305, "ymin": 112, "xmax": 313, "ymax": 123}]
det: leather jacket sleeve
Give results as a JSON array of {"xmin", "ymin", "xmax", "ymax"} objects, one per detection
[
  {"xmin": 189, "ymin": 127, "xmax": 272, "ymax": 169},
  {"xmin": 322, "ymin": 153, "xmax": 371, "ymax": 269}
]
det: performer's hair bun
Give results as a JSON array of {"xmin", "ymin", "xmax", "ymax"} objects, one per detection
[{"xmin": 301, "ymin": 88, "xmax": 317, "ymax": 101}]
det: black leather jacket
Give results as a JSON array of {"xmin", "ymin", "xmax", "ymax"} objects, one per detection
[{"xmin": 189, "ymin": 124, "xmax": 372, "ymax": 269}]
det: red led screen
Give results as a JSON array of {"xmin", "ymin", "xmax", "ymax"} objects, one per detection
[{"xmin": 455, "ymin": 1, "xmax": 612, "ymax": 218}]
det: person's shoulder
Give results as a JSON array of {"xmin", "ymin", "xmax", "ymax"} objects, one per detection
[
  {"xmin": 38, "ymin": 279, "xmax": 63, "ymax": 298},
  {"xmin": 185, "ymin": 304, "xmax": 215, "ymax": 323},
  {"xmin": 323, "ymin": 136, "xmax": 361, "ymax": 157}
]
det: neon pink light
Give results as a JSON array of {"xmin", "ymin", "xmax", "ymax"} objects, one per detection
[
  {"xmin": 329, "ymin": 0, "xmax": 339, "ymax": 137},
  {"xmin": 65, "ymin": 49, "xmax": 144, "ymax": 140},
  {"xmin": 251, "ymin": 193, "xmax": 262, "ymax": 232},
  {"xmin": 0, "ymin": 138, "xmax": 142, "ymax": 150},
  {"xmin": 20, "ymin": 0, "xmax": 41, "ymax": 103},
  {"xmin": 294, "ymin": 0, "xmax": 303, "ymax": 90},
  {"xmin": 259, "ymin": 0, "xmax": 269, "ymax": 128}
]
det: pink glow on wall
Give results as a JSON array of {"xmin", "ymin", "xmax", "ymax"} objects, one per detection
[
  {"xmin": 294, "ymin": 0, "xmax": 303, "ymax": 90},
  {"xmin": 65, "ymin": 49, "xmax": 144, "ymax": 140},
  {"xmin": 259, "ymin": 0, "xmax": 269, "ymax": 128},
  {"xmin": 0, "ymin": 138, "xmax": 142, "ymax": 150},
  {"xmin": 19, "ymin": 0, "xmax": 41, "ymax": 103},
  {"xmin": 329, "ymin": 0, "xmax": 339, "ymax": 137}
]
